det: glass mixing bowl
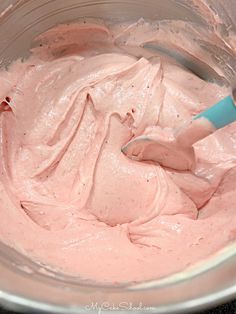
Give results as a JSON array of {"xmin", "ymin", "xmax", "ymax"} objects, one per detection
[{"xmin": 0, "ymin": 1, "xmax": 236, "ymax": 313}]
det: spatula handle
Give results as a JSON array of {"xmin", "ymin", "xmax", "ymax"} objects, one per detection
[{"xmin": 194, "ymin": 94, "xmax": 236, "ymax": 129}]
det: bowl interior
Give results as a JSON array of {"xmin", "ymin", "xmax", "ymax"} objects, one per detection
[{"xmin": 0, "ymin": 1, "xmax": 236, "ymax": 313}]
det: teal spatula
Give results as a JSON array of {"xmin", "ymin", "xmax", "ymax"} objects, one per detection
[{"xmin": 122, "ymin": 91, "xmax": 236, "ymax": 171}]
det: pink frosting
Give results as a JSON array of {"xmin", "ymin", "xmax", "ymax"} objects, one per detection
[{"xmin": 0, "ymin": 20, "xmax": 236, "ymax": 283}]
